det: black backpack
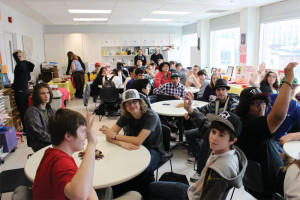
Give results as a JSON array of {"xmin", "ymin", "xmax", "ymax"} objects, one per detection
[{"xmin": 103, "ymin": 76, "xmax": 116, "ymax": 88}]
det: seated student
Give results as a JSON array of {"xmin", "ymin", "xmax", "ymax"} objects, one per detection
[
  {"xmin": 108, "ymin": 69, "xmax": 122, "ymax": 88},
  {"xmin": 169, "ymin": 60, "xmax": 177, "ymax": 72},
  {"xmin": 153, "ymin": 71, "xmax": 186, "ymax": 99},
  {"xmin": 136, "ymin": 59, "xmax": 145, "ymax": 69},
  {"xmin": 100, "ymin": 89, "xmax": 164, "ymax": 198},
  {"xmin": 132, "ymin": 79, "xmax": 151, "ymax": 108},
  {"xmin": 265, "ymin": 77, "xmax": 300, "ymax": 153},
  {"xmin": 201, "ymin": 72, "xmax": 221, "ymax": 102},
  {"xmin": 283, "ymin": 157, "xmax": 300, "ymax": 200},
  {"xmin": 185, "ymin": 65, "xmax": 200, "ymax": 88},
  {"xmin": 89, "ymin": 63, "xmax": 101, "ymax": 81},
  {"xmin": 235, "ymin": 62, "xmax": 297, "ymax": 198},
  {"xmin": 24, "ymin": 82, "xmax": 55, "ymax": 152},
  {"xmin": 186, "ymin": 79, "xmax": 240, "ymax": 182},
  {"xmin": 153, "ymin": 62, "xmax": 171, "ymax": 89},
  {"xmin": 195, "ymin": 70, "xmax": 210, "ymax": 100},
  {"xmin": 176, "ymin": 63, "xmax": 187, "ymax": 86},
  {"xmin": 126, "ymin": 68, "xmax": 144, "ymax": 90},
  {"xmin": 90, "ymin": 67, "xmax": 108, "ymax": 101},
  {"xmin": 149, "ymin": 107, "xmax": 247, "ymax": 200},
  {"xmin": 33, "ymin": 109, "xmax": 112, "ymax": 199},
  {"xmin": 124, "ymin": 66, "xmax": 137, "ymax": 91}
]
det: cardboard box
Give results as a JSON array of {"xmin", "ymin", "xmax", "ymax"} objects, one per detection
[{"xmin": 0, "ymin": 126, "xmax": 18, "ymax": 153}]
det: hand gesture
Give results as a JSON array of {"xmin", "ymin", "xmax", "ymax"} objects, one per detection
[
  {"xmin": 119, "ymin": 141, "xmax": 140, "ymax": 150},
  {"xmin": 284, "ymin": 62, "xmax": 298, "ymax": 83},
  {"xmin": 99, "ymin": 125, "xmax": 115, "ymax": 139},
  {"xmin": 187, "ymin": 70, "xmax": 192, "ymax": 77},
  {"xmin": 184, "ymin": 113, "xmax": 190, "ymax": 120},
  {"xmin": 184, "ymin": 92, "xmax": 194, "ymax": 114},
  {"xmin": 86, "ymin": 112, "xmax": 97, "ymax": 146},
  {"xmin": 258, "ymin": 62, "xmax": 266, "ymax": 73},
  {"xmin": 174, "ymin": 94, "xmax": 180, "ymax": 99}
]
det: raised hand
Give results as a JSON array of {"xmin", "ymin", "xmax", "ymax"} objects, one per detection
[
  {"xmin": 184, "ymin": 91, "xmax": 194, "ymax": 114},
  {"xmin": 258, "ymin": 62, "xmax": 266, "ymax": 73},
  {"xmin": 86, "ymin": 112, "xmax": 97, "ymax": 146},
  {"xmin": 284, "ymin": 62, "xmax": 298, "ymax": 83}
]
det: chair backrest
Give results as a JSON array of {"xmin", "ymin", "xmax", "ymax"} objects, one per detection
[
  {"xmin": 161, "ymin": 124, "xmax": 171, "ymax": 151},
  {"xmin": 243, "ymin": 160, "xmax": 264, "ymax": 194},
  {"xmin": 99, "ymin": 88, "xmax": 120, "ymax": 102}
]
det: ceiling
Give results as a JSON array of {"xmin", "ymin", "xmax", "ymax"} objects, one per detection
[{"xmin": 1, "ymin": 0, "xmax": 284, "ymax": 26}]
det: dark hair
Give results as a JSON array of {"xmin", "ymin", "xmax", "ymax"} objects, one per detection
[
  {"xmin": 149, "ymin": 63, "xmax": 156, "ymax": 67},
  {"xmin": 32, "ymin": 82, "xmax": 53, "ymax": 107},
  {"xmin": 235, "ymin": 96, "xmax": 271, "ymax": 118},
  {"xmin": 197, "ymin": 69, "xmax": 207, "ymax": 76},
  {"xmin": 129, "ymin": 66, "xmax": 137, "ymax": 74},
  {"xmin": 117, "ymin": 63, "xmax": 124, "ymax": 71},
  {"xmin": 132, "ymin": 79, "xmax": 150, "ymax": 94},
  {"xmin": 135, "ymin": 68, "xmax": 144, "ymax": 75},
  {"xmin": 170, "ymin": 61, "xmax": 176, "ymax": 65},
  {"xmin": 210, "ymin": 121, "xmax": 235, "ymax": 141},
  {"xmin": 112, "ymin": 69, "xmax": 118, "ymax": 75},
  {"xmin": 158, "ymin": 62, "xmax": 170, "ymax": 72},
  {"xmin": 194, "ymin": 65, "xmax": 200, "ymax": 69},
  {"xmin": 67, "ymin": 51, "xmax": 73, "ymax": 60},
  {"xmin": 175, "ymin": 63, "xmax": 182, "ymax": 68},
  {"xmin": 260, "ymin": 71, "xmax": 279, "ymax": 89},
  {"xmin": 99, "ymin": 67, "xmax": 106, "ymax": 75},
  {"xmin": 48, "ymin": 109, "xmax": 86, "ymax": 146}
]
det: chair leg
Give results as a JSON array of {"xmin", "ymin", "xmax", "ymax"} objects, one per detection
[
  {"xmin": 156, "ymin": 168, "xmax": 158, "ymax": 181},
  {"xmin": 230, "ymin": 187, "xmax": 235, "ymax": 200},
  {"xmin": 169, "ymin": 159, "xmax": 173, "ymax": 172}
]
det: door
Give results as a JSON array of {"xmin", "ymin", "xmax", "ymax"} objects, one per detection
[{"xmin": 4, "ymin": 32, "xmax": 15, "ymax": 82}]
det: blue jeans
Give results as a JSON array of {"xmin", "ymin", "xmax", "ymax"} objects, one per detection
[{"xmin": 148, "ymin": 181, "xmax": 189, "ymax": 200}]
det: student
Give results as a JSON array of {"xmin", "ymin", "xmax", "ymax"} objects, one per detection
[
  {"xmin": 144, "ymin": 64, "xmax": 155, "ymax": 86},
  {"xmin": 109, "ymin": 69, "xmax": 122, "ymax": 88},
  {"xmin": 148, "ymin": 108, "xmax": 247, "ymax": 200},
  {"xmin": 283, "ymin": 157, "xmax": 300, "ymax": 200},
  {"xmin": 249, "ymin": 62, "xmax": 279, "ymax": 93},
  {"xmin": 70, "ymin": 54, "xmax": 85, "ymax": 98},
  {"xmin": 24, "ymin": 82, "xmax": 55, "ymax": 152},
  {"xmin": 134, "ymin": 49, "xmax": 146, "ymax": 66},
  {"xmin": 33, "ymin": 109, "xmax": 112, "ymax": 199},
  {"xmin": 126, "ymin": 68, "xmax": 144, "ymax": 90},
  {"xmin": 153, "ymin": 62, "xmax": 171, "ymax": 89},
  {"xmin": 136, "ymin": 59, "xmax": 144, "ymax": 69},
  {"xmin": 89, "ymin": 63, "xmax": 101, "ymax": 81},
  {"xmin": 201, "ymin": 72, "xmax": 221, "ymax": 102},
  {"xmin": 235, "ymin": 62, "xmax": 298, "ymax": 198},
  {"xmin": 13, "ymin": 50, "xmax": 35, "ymax": 131},
  {"xmin": 176, "ymin": 63, "xmax": 187, "ymax": 85},
  {"xmin": 185, "ymin": 65, "xmax": 200, "ymax": 88},
  {"xmin": 169, "ymin": 60, "xmax": 177, "ymax": 72},
  {"xmin": 195, "ymin": 70, "xmax": 210, "ymax": 100},
  {"xmin": 90, "ymin": 67, "xmax": 108, "ymax": 101},
  {"xmin": 153, "ymin": 71, "xmax": 186, "ymax": 99},
  {"xmin": 116, "ymin": 62, "xmax": 129, "ymax": 82},
  {"xmin": 100, "ymin": 89, "xmax": 164, "ymax": 198},
  {"xmin": 124, "ymin": 66, "xmax": 137, "ymax": 91},
  {"xmin": 132, "ymin": 79, "xmax": 151, "ymax": 108}
]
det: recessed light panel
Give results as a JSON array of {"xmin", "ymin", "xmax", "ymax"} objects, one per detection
[
  {"xmin": 69, "ymin": 9, "xmax": 111, "ymax": 14},
  {"xmin": 73, "ymin": 18, "xmax": 108, "ymax": 21},
  {"xmin": 152, "ymin": 11, "xmax": 191, "ymax": 15}
]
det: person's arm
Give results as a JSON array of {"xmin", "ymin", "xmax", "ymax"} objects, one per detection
[
  {"xmin": 267, "ymin": 62, "xmax": 298, "ymax": 134},
  {"xmin": 145, "ymin": 68, "xmax": 155, "ymax": 78},
  {"xmin": 12, "ymin": 51, "xmax": 21, "ymax": 63},
  {"xmin": 71, "ymin": 62, "xmax": 75, "ymax": 73},
  {"xmin": 279, "ymin": 132, "xmax": 300, "ymax": 145},
  {"xmin": 249, "ymin": 62, "xmax": 265, "ymax": 87},
  {"xmin": 185, "ymin": 71, "xmax": 192, "ymax": 87},
  {"xmin": 154, "ymin": 73, "xmax": 162, "ymax": 88},
  {"xmin": 78, "ymin": 56, "xmax": 85, "ymax": 71},
  {"xmin": 192, "ymin": 76, "xmax": 201, "ymax": 89},
  {"xmin": 64, "ymin": 112, "xmax": 98, "ymax": 200}
]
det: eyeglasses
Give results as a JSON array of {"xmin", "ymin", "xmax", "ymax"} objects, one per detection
[
  {"xmin": 249, "ymin": 100, "xmax": 266, "ymax": 107},
  {"xmin": 125, "ymin": 100, "xmax": 138, "ymax": 106}
]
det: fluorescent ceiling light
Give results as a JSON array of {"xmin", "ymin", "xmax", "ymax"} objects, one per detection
[
  {"xmin": 69, "ymin": 9, "xmax": 111, "ymax": 14},
  {"xmin": 73, "ymin": 18, "xmax": 107, "ymax": 21},
  {"xmin": 141, "ymin": 18, "xmax": 173, "ymax": 22},
  {"xmin": 152, "ymin": 11, "xmax": 191, "ymax": 15}
]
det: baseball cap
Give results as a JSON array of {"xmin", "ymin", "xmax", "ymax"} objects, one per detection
[
  {"xmin": 122, "ymin": 89, "xmax": 140, "ymax": 104},
  {"xmin": 240, "ymin": 87, "xmax": 270, "ymax": 101},
  {"xmin": 207, "ymin": 111, "xmax": 242, "ymax": 138},
  {"xmin": 170, "ymin": 72, "xmax": 180, "ymax": 78},
  {"xmin": 280, "ymin": 77, "xmax": 299, "ymax": 86},
  {"xmin": 95, "ymin": 63, "xmax": 101, "ymax": 67},
  {"xmin": 214, "ymin": 79, "xmax": 230, "ymax": 90}
]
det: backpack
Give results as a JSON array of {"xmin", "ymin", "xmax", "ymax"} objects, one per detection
[
  {"xmin": 103, "ymin": 76, "xmax": 116, "ymax": 88},
  {"xmin": 94, "ymin": 103, "xmax": 105, "ymax": 115}
]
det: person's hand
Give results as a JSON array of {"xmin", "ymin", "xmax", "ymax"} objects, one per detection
[
  {"xmin": 209, "ymin": 95, "xmax": 217, "ymax": 101},
  {"xmin": 184, "ymin": 113, "xmax": 190, "ymax": 120},
  {"xmin": 174, "ymin": 94, "xmax": 180, "ymax": 99},
  {"xmin": 86, "ymin": 112, "xmax": 97, "ymax": 146},
  {"xmin": 119, "ymin": 141, "xmax": 140, "ymax": 150},
  {"xmin": 258, "ymin": 62, "xmax": 266, "ymax": 73},
  {"xmin": 284, "ymin": 62, "xmax": 298, "ymax": 83},
  {"xmin": 279, "ymin": 134, "xmax": 294, "ymax": 145},
  {"xmin": 187, "ymin": 70, "xmax": 192, "ymax": 77},
  {"xmin": 99, "ymin": 125, "xmax": 116, "ymax": 139},
  {"xmin": 184, "ymin": 92, "xmax": 194, "ymax": 114},
  {"xmin": 190, "ymin": 74, "xmax": 196, "ymax": 80}
]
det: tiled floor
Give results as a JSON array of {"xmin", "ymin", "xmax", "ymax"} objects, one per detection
[{"xmin": 0, "ymin": 98, "xmax": 256, "ymax": 200}]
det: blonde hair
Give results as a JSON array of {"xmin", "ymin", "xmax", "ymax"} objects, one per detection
[
  {"xmin": 71, "ymin": 54, "xmax": 78, "ymax": 61},
  {"xmin": 120, "ymin": 99, "xmax": 148, "ymax": 118}
]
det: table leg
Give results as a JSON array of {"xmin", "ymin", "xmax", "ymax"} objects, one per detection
[{"xmin": 170, "ymin": 117, "xmax": 187, "ymax": 150}]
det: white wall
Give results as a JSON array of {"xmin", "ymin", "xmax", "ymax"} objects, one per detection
[
  {"xmin": 0, "ymin": 2, "xmax": 44, "ymax": 82},
  {"xmin": 182, "ymin": 23, "xmax": 197, "ymax": 35}
]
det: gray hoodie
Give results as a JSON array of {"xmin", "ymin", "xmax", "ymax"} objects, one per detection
[{"xmin": 188, "ymin": 146, "xmax": 248, "ymax": 200}]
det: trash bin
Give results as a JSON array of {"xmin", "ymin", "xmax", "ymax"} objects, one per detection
[{"xmin": 52, "ymin": 90, "xmax": 62, "ymax": 110}]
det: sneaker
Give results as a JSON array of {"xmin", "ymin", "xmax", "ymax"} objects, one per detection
[
  {"xmin": 190, "ymin": 172, "xmax": 201, "ymax": 182},
  {"xmin": 187, "ymin": 157, "xmax": 195, "ymax": 164}
]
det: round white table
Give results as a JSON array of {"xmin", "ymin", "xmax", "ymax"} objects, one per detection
[
  {"xmin": 24, "ymin": 136, "xmax": 150, "ymax": 189},
  {"xmin": 283, "ymin": 141, "xmax": 300, "ymax": 159},
  {"xmin": 185, "ymin": 87, "xmax": 200, "ymax": 94},
  {"xmin": 151, "ymin": 100, "xmax": 208, "ymax": 143}
]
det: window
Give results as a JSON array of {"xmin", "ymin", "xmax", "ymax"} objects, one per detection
[
  {"xmin": 210, "ymin": 28, "xmax": 240, "ymax": 70},
  {"xmin": 182, "ymin": 33, "xmax": 197, "ymax": 68}
]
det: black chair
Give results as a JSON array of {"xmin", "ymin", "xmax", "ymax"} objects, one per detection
[
  {"xmin": 272, "ymin": 193, "xmax": 285, "ymax": 200},
  {"xmin": 155, "ymin": 125, "xmax": 173, "ymax": 181},
  {"xmin": 0, "ymin": 168, "xmax": 32, "ymax": 199},
  {"xmin": 98, "ymin": 88, "xmax": 121, "ymax": 120},
  {"xmin": 243, "ymin": 160, "xmax": 265, "ymax": 199}
]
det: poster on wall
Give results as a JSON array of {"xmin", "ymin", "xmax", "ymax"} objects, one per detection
[
  {"xmin": 243, "ymin": 65, "xmax": 255, "ymax": 83},
  {"xmin": 235, "ymin": 66, "xmax": 244, "ymax": 83},
  {"xmin": 22, "ymin": 35, "xmax": 34, "ymax": 62}
]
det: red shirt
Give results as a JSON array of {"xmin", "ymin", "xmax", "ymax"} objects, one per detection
[
  {"xmin": 33, "ymin": 148, "xmax": 78, "ymax": 200},
  {"xmin": 153, "ymin": 71, "xmax": 171, "ymax": 89}
]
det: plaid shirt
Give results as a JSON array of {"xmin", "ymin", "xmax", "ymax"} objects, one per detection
[{"xmin": 153, "ymin": 82, "xmax": 186, "ymax": 98}]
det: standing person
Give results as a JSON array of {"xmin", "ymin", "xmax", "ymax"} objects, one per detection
[
  {"xmin": 186, "ymin": 65, "xmax": 200, "ymax": 88},
  {"xmin": 235, "ymin": 62, "xmax": 298, "ymax": 198},
  {"xmin": 153, "ymin": 62, "xmax": 171, "ymax": 89},
  {"xmin": 33, "ymin": 109, "xmax": 111, "ymax": 199},
  {"xmin": 13, "ymin": 50, "xmax": 35, "ymax": 131},
  {"xmin": 24, "ymin": 83, "xmax": 55, "ymax": 152},
  {"xmin": 148, "ymin": 108, "xmax": 247, "ymax": 200},
  {"xmin": 201, "ymin": 72, "xmax": 221, "ymax": 102},
  {"xmin": 249, "ymin": 62, "xmax": 279, "ymax": 93},
  {"xmin": 150, "ymin": 48, "xmax": 163, "ymax": 66},
  {"xmin": 100, "ymin": 89, "xmax": 164, "ymax": 198},
  {"xmin": 195, "ymin": 70, "xmax": 210, "ymax": 100},
  {"xmin": 66, "ymin": 51, "xmax": 85, "ymax": 75},
  {"xmin": 70, "ymin": 54, "xmax": 85, "ymax": 98},
  {"xmin": 176, "ymin": 63, "xmax": 187, "ymax": 85},
  {"xmin": 134, "ymin": 49, "xmax": 146, "ymax": 66}
]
